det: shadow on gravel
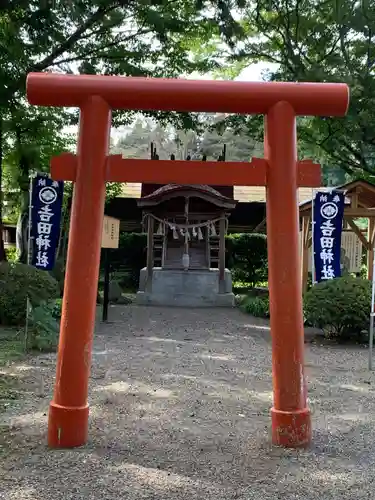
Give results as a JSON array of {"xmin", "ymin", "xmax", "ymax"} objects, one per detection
[{"xmin": 2, "ymin": 306, "xmax": 375, "ymax": 500}]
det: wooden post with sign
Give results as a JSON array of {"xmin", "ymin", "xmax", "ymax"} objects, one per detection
[{"xmin": 101, "ymin": 215, "xmax": 120, "ymax": 322}]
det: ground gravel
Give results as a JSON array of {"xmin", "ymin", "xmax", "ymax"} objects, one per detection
[{"xmin": 1, "ymin": 305, "xmax": 375, "ymax": 499}]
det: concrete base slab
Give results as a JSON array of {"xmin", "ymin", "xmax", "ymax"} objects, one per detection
[{"xmin": 136, "ymin": 267, "xmax": 235, "ymax": 307}]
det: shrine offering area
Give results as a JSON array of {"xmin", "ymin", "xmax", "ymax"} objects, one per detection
[{"xmin": 1, "ymin": 305, "xmax": 375, "ymax": 500}]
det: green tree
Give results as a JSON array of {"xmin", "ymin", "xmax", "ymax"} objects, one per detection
[
  {"xmin": 174, "ymin": 129, "xmax": 200, "ymax": 159},
  {"xmin": 224, "ymin": 0, "xmax": 375, "ymax": 180},
  {"xmin": 2, "ymin": 106, "xmax": 73, "ymax": 262},
  {"xmin": 198, "ymin": 125, "xmax": 263, "ymax": 160},
  {"xmin": 112, "ymin": 120, "xmax": 198, "ymax": 159},
  {"xmin": 0, "ymin": 0, "xmax": 244, "ymax": 260},
  {"xmin": 113, "ymin": 119, "xmax": 155, "ymax": 159},
  {"xmin": 113, "ymin": 115, "xmax": 266, "ymax": 163}
]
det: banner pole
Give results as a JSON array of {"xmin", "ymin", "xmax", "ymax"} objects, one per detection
[
  {"xmin": 24, "ymin": 175, "xmax": 34, "ymax": 352},
  {"xmin": 311, "ymin": 189, "xmax": 316, "ymax": 286},
  {"xmin": 102, "ymin": 248, "xmax": 110, "ymax": 322},
  {"xmin": 369, "ymin": 245, "xmax": 375, "ymax": 370}
]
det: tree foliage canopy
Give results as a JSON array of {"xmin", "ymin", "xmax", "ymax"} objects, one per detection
[
  {"xmin": 227, "ymin": 0, "xmax": 375, "ymax": 178},
  {"xmin": 0, "ymin": 0, "xmax": 244, "ymax": 259},
  {"xmin": 111, "ymin": 116, "xmax": 263, "ymax": 162},
  {"xmin": 2, "ymin": 0, "xmax": 374, "ymax": 261}
]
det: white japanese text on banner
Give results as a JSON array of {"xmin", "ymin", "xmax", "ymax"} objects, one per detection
[
  {"xmin": 313, "ymin": 190, "xmax": 345, "ymax": 282},
  {"xmin": 31, "ymin": 175, "xmax": 64, "ymax": 271}
]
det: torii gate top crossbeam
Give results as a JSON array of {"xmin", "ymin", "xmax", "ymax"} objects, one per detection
[{"xmin": 26, "ymin": 73, "xmax": 349, "ymax": 117}]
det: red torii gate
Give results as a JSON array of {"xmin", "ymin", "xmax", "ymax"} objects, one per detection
[{"xmin": 27, "ymin": 73, "xmax": 349, "ymax": 449}]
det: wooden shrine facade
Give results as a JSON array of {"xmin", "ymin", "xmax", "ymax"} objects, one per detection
[
  {"xmin": 138, "ymin": 183, "xmax": 236, "ymax": 289},
  {"xmin": 138, "ymin": 144, "xmax": 236, "ymax": 286}
]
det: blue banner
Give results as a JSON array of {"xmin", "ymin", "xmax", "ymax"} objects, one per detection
[
  {"xmin": 313, "ymin": 190, "xmax": 345, "ymax": 282},
  {"xmin": 31, "ymin": 175, "xmax": 64, "ymax": 271}
]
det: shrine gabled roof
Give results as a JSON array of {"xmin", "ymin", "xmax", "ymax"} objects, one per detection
[
  {"xmin": 119, "ymin": 183, "xmax": 315, "ymax": 204},
  {"xmin": 137, "ymin": 183, "xmax": 237, "ymax": 209},
  {"xmin": 299, "ymin": 179, "xmax": 375, "ymax": 212}
]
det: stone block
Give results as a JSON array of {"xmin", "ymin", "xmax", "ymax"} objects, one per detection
[{"xmin": 136, "ymin": 268, "xmax": 235, "ymax": 307}]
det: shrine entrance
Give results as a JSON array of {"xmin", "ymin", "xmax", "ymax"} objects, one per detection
[
  {"xmin": 137, "ymin": 183, "xmax": 237, "ymax": 307},
  {"xmin": 26, "ymin": 73, "xmax": 349, "ymax": 450}
]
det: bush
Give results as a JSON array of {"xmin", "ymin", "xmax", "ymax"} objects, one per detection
[
  {"xmin": 51, "ymin": 298, "xmax": 62, "ymax": 319},
  {"xmin": 28, "ymin": 301, "xmax": 60, "ymax": 352},
  {"xmin": 0, "ymin": 262, "xmax": 60, "ymax": 326},
  {"xmin": 304, "ymin": 276, "xmax": 371, "ymax": 341},
  {"xmin": 49, "ymin": 258, "xmax": 66, "ymax": 296},
  {"xmin": 5, "ymin": 246, "xmax": 18, "ymax": 262},
  {"xmin": 240, "ymin": 295, "xmax": 270, "ymax": 318},
  {"xmin": 226, "ymin": 233, "xmax": 268, "ymax": 287},
  {"xmin": 360, "ymin": 263, "xmax": 368, "ymax": 279}
]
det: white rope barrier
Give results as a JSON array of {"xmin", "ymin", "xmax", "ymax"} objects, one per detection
[{"xmin": 142, "ymin": 213, "xmax": 229, "ymax": 232}]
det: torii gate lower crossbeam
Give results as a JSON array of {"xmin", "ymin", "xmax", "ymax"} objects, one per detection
[{"xmin": 26, "ymin": 73, "xmax": 349, "ymax": 449}]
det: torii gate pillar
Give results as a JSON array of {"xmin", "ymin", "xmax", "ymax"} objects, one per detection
[
  {"xmin": 27, "ymin": 73, "xmax": 349, "ymax": 449},
  {"xmin": 48, "ymin": 96, "xmax": 111, "ymax": 447},
  {"xmin": 265, "ymin": 101, "xmax": 309, "ymax": 445}
]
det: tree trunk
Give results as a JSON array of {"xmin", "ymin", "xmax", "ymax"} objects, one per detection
[
  {"xmin": 0, "ymin": 113, "xmax": 7, "ymax": 262},
  {"xmin": 0, "ymin": 226, "xmax": 6, "ymax": 262},
  {"xmin": 16, "ymin": 208, "xmax": 29, "ymax": 263},
  {"xmin": 15, "ymin": 146, "xmax": 30, "ymax": 264}
]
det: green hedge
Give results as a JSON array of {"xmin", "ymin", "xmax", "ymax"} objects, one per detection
[
  {"xmin": 304, "ymin": 276, "xmax": 371, "ymax": 341},
  {"xmin": 239, "ymin": 276, "xmax": 372, "ymax": 343},
  {"xmin": 0, "ymin": 262, "xmax": 60, "ymax": 326},
  {"xmin": 226, "ymin": 233, "xmax": 268, "ymax": 287}
]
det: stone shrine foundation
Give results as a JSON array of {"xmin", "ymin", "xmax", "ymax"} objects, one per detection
[{"xmin": 136, "ymin": 267, "xmax": 235, "ymax": 307}]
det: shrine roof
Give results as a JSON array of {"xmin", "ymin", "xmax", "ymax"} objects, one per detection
[
  {"xmin": 299, "ymin": 179, "xmax": 375, "ymax": 212},
  {"xmin": 137, "ymin": 183, "xmax": 237, "ymax": 209},
  {"xmin": 119, "ymin": 184, "xmax": 316, "ymax": 204}
]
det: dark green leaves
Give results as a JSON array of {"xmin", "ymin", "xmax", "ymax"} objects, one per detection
[{"xmin": 227, "ymin": 0, "xmax": 375, "ymax": 178}]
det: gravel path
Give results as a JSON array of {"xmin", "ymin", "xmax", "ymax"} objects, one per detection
[{"xmin": 1, "ymin": 305, "xmax": 375, "ymax": 499}]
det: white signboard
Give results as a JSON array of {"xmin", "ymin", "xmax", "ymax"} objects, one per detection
[
  {"xmin": 101, "ymin": 215, "xmax": 120, "ymax": 249},
  {"xmin": 340, "ymin": 231, "xmax": 363, "ymax": 273},
  {"xmin": 300, "ymin": 230, "xmax": 363, "ymax": 273}
]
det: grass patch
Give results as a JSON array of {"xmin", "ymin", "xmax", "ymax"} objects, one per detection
[
  {"xmin": 0, "ymin": 327, "xmax": 24, "ymax": 365},
  {"xmin": 239, "ymin": 294, "xmax": 270, "ymax": 318},
  {"xmin": 0, "ymin": 374, "xmax": 19, "ymax": 412}
]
